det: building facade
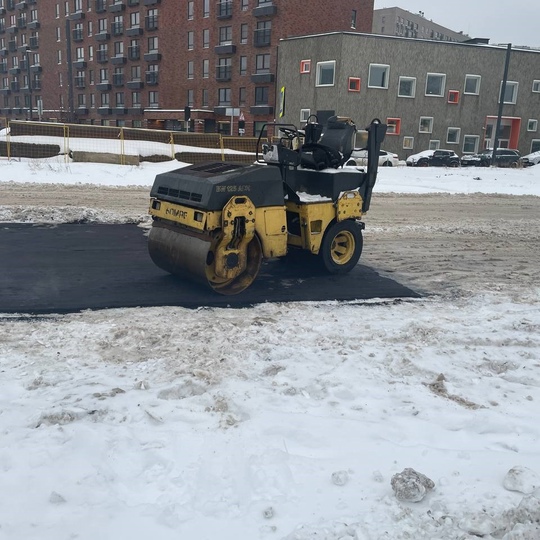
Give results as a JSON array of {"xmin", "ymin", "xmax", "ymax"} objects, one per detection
[
  {"xmin": 0, "ymin": 0, "xmax": 374, "ymax": 135},
  {"xmin": 276, "ymin": 32, "xmax": 540, "ymax": 158},
  {"xmin": 372, "ymin": 7, "xmax": 469, "ymax": 43}
]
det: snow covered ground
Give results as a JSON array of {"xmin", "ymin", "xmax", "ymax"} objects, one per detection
[{"xmin": 1, "ymin": 157, "xmax": 540, "ymax": 539}]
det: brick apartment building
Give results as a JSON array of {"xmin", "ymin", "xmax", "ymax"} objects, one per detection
[{"xmin": 0, "ymin": 0, "xmax": 374, "ymax": 136}]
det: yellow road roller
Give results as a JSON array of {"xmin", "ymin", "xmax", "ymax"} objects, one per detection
[{"xmin": 148, "ymin": 116, "xmax": 387, "ymax": 295}]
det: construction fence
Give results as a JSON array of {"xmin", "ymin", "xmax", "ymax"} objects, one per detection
[{"xmin": 0, "ymin": 119, "xmax": 269, "ymax": 166}]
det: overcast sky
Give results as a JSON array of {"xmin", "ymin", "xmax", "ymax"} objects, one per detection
[{"xmin": 374, "ymin": 1, "xmax": 539, "ymax": 47}]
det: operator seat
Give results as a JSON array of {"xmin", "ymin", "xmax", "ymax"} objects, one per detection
[{"xmin": 299, "ymin": 116, "xmax": 356, "ymax": 170}]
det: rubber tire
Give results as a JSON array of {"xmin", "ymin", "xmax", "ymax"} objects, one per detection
[
  {"xmin": 319, "ymin": 220, "xmax": 363, "ymax": 274},
  {"xmin": 382, "ymin": 161, "xmax": 393, "ymax": 167},
  {"xmin": 417, "ymin": 159, "xmax": 429, "ymax": 167}
]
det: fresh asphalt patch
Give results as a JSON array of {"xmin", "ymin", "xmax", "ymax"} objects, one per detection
[{"xmin": 0, "ymin": 223, "xmax": 421, "ymax": 314}]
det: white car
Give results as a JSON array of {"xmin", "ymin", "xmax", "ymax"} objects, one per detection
[
  {"xmin": 522, "ymin": 150, "xmax": 540, "ymax": 167},
  {"xmin": 347, "ymin": 148, "xmax": 399, "ymax": 167},
  {"xmin": 405, "ymin": 150, "xmax": 435, "ymax": 166}
]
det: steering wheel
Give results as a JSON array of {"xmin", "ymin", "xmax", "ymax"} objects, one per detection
[{"xmin": 279, "ymin": 127, "xmax": 299, "ymax": 140}]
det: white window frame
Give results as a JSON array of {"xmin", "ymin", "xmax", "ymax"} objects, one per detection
[
  {"xmin": 315, "ymin": 60, "xmax": 335, "ymax": 87},
  {"xmin": 368, "ymin": 63, "xmax": 390, "ymax": 89},
  {"xmin": 532, "ymin": 80, "xmax": 540, "ymax": 93},
  {"xmin": 530, "ymin": 139, "xmax": 540, "ymax": 153},
  {"xmin": 446, "ymin": 127, "xmax": 461, "ymax": 144},
  {"xmin": 425, "ymin": 72, "xmax": 446, "ymax": 97},
  {"xmin": 428, "ymin": 140, "xmax": 440, "ymax": 150},
  {"xmin": 464, "ymin": 74, "xmax": 481, "ymax": 95},
  {"xmin": 300, "ymin": 109, "xmax": 311, "ymax": 123},
  {"xmin": 398, "ymin": 76, "xmax": 416, "ymax": 98},
  {"xmin": 419, "ymin": 116, "xmax": 433, "ymax": 133},
  {"xmin": 462, "ymin": 135, "xmax": 480, "ymax": 154},
  {"xmin": 403, "ymin": 136, "xmax": 414, "ymax": 150},
  {"xmin": 527, "ymin": 119, "xmax": 538, "ymax": 132},
  {"xmin": 500, "ymin": 81, "xmax": 518, "ymax": 104}
]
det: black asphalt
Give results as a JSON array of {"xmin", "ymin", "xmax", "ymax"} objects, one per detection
[{"xmin": 0, "ymin": 223, "xmax": 420, "ymax": 314}]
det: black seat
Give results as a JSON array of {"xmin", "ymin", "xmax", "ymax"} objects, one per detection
[{"xmin": 299, "ymin": 116, "xmax": 356, "ymax": 170}]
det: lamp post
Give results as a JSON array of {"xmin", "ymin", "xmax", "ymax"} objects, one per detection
[
  {"xmin": 492, "ymin": 43, "xmax": 512, "ymax": 166},
  {"xmin": 25, "ymin": 47, "xmax": 33, "ymax": 121}
]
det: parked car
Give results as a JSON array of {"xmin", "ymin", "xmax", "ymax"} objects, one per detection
[
  {"xmin": 461, "ymin": 148, "xmax": 522, "ymax": 167},
  {"xmin": 406, "ymin": 149, "xmax": 459, "ymax": 167},
  {"xmin": 521, "ymin": 150, "xmax": 540, "ymax": 167},
  {"xmin": 347, "ymin": 148, "xmax": 399, "ymax": 167}
]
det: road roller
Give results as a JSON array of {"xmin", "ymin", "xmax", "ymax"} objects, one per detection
[{"xmin": 148, "ymin": 116, "xmax": 387, "ymax": 295}]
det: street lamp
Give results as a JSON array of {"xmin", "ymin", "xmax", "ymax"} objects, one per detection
[
  {"xmin": 25, "ymin": 47, "xmax": 33, "ymax": 121},
  {"xmin": 492, "ymin": 43, "xmax": 512, "ymax": 167}
]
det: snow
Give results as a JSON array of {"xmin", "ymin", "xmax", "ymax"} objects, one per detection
[{"xmin": 1, "ymin": 157, "xmax": 540, "ymax": 539}]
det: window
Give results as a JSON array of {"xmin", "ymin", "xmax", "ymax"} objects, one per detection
[
  {"xmin": 149, "ymin": 90, "xmax": 158, "ymax": 108},
  {"xmin": 448, "ymin": 90, "xmax": 459, "ymax": 104},
  {"xmin": 203, "ymin": 0, "xmax": 210, "ymax": 17},
  {"xmin": 202, "ymin": 58, "xmax": 209, "ymax": 78},
  {"xmin": 240, "ymin": 24, "xmax": 248, "ymax": 44},
  {"xmin": 239, "ymin": 56, "xmax": 247, "ymax": 75},
  {"xmin": 239, "ymin": 86, "xmax": 246, "ymax": 106},
  {"xmin": 531, "ymin": 139, "xmax": 540, "ymax": 153},
  {"xmin": 115, "ymin": 92, "xmax": 125, "ymax": 106},
  {"xmin": 398, "ymin": 76, "xmax": 416, "ymax": 98},
  {"xmin": 348, "ymin": 77, "xmax": 360, "ymax": 92},
  {"xmin": 131, "ymin": 65, "xmax": 141, "ymax": 81},
  {"xmin": 218, "ymin": 88, "xmax": 231, "ymax": 105},
  {"xmin": 300, "ymin": 60, "xmax": 311, "ymax": 74},
  {"xmin": 203, "ymin": 29, "xmax": 209, "ymax": 48},
  {"xmin": 148, "ymin": 36, "xmax": 158, "ymax": 53},
  {"xmin": 100, "ymin": 93, "xmax": 110, "ymax": 107},
  {"xmin": 99, "ymin": 67, "xmax": 108, "ymax": 82},
  {"xmin": 114, "ymin": 41, "xmax": 124, "ymax": 56},
  {"xmin": 202, "ymin": 88, "xmax": 208, "ymax": 107},
  {"xmin": 464, "ymin": 74, "xmax": 481, "ymax": 95},
  {"xmin": 419, "ymin": 117, "xmax": 433, "ymax": 133},
  {"xmin": 187, "ymin": 31, "xmax": 194, "ymax": 50},
  {"xmin": 187, "ymin": 60, "xmax": 194, "ymax": 79},
  {"xmin": 351, "ymin": 9, "xmax": 356, "ymax": 29},
  {"xmin": 98, "ymin": 18, "xmax": 107, "ymax": 32},
  {"xmin": 386, "ymin": 117, "xmax": 401, "ymax": 135},
  {"xmin": 446, "ymin": 127, "xmax": 461, "ymax": 144},
  {"xmin": 403, "ymin": 137, "xmax": 414, "ymax": 150},
  {"xmin": 429, "ymin": 140, "xmax": 440, "ymax": 150},
  {"xmin": 300, "ymin": 109, "xmax": 311, "ymax": 123},
  {"xmin": 532, "ymin": 80, "xmax": 540, "ymax": 93},
  {"xmin": 527, "ymin": 119, "xmax": 538, "ymax": 132},
  {"xmin": 219, "ymin": 26, "xmax": 232, "ymax": 45},
  {"xmin": 255, "ymin": 86, "xmax": 268, "ymax": 105},
  {"xmin": 241, "ymin": 0, "xmax": 248, "ymax": 9},
  {"xmin": 463, "ymin": 135, "xmax": 479, "ymax": 154},
  {"xmin": 368, "ymin": 64, "xmax": 389, "ymax": 89},
  {"xmin": 315, "ymin": 61, "xmax": 335, "ymax": 87},
  {"xmin": 187, "ymin": 89, "xmax": 194, "ymax": 107},
  {"xmin": 425, "ymin": 73, "xmax": 445, "ymax": 96},
  {"xmin": 130, "ymin": 12, "xmax": 140, "ymax": 28},
  {"xmin": 500, "ymin": 81, "xmax": 518, "ymax": 104},
  {"xmin": 256, "ymin": 53, "xmax": 270, "ymax": 73},
  {"xmin": 187, "ymin": 1, "xmax": 194, "ymax": 19}
]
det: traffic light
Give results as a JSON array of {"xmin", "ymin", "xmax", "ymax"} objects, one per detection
[
  {"xmin": 238, "ymin": 120, "xmax": 245, "ymax": 130},
  {"xmin": 184, "ymin": 106, "xmax": 191, "ymax": 121}
]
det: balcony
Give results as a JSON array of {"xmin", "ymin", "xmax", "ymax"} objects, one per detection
[
  {"xmin": 0, "ymin": 48, "xmax": 7, "ymax": 57},
  {"xmin": 145, "ymin": 16, "xmax": 158, "ymax": 31},
  {"xmin": 250, "ymin": 105, "xmax": 273, "ymax": 115},
  {"xmin": 143, "ymin": 0, "xmax": 160, "ymax": 4},
  {"xmin": 97, "ymin": 51, "xmax": 109, "ymax": 63},
  {"xmin": 214, "ymin": 43, "xmax": 236, "ymax": 55},
  {"xmin": 126, "ymin": 80, "xmax": 143, "ymax": 89},
  {"xmin": 8, "ymin": 66, "xmax": 20, "ymax": 74},
  {"xmin": 216, "ymin": 65, "xmax": 231, "ymax": 81},
  {"xmin": 30, "ymin": 64, "xmax": 41, "ymax": 72},
  {"xmin": 145, "ymin": 71, "xmax": 158, "ymax": 85},
  {"xmin": 128, "ymin": 0, "xmax": 140, "ymax": 5},
  {"xmin": 0, "ymin": 88, "xmax": 10, "ymax": 95},
  {"xmin": 128, "ymin": 45, "xmax": 140, "ymax": 60},
  {"xmin": 72, "ymin": 28, "xmax": 84, "ymax": 41},
  {"xmin": 111, "ymin": 22, "xmax": 124, "ymax": 36},
  {"xmin": 126, "ymin": 26, "xmax": 143, "ymax": 36},
  {"xmin": 108, "ymin": 2, "xmax": 126, "ymax": 12},
  {"xmin": 15, "ymin": 1, "xmax": 27, "ymax": 10},
  {"xmin": 17, "ymin": 17, "xmax": 27, "ymax": 29},
  {"xmin": 10, "ymin": 81, "xmax": 19, "ymax": 91},
  {"xmin": 111, "ymin": 55, "xmax": 127, "ymax": 65},
  {"xmin": 30, "ymin": 79, "xmax": 40, "ymax": 90},
  {"xmin": 95, "ymin": 1, "xmax": 106, "ymax": 13},
  {"xmin": 253, "ymin": 3, "xmax": 277, "ymax": 17},
  {"xmin": 98, "ymin": 107, "xmax": 112, "ymax": 115},
  {"xmin": 95, "ymin": 31, "xmax": 111, "ymax": 41},
  {"xmin": 75, "ymin": 107, "xmax": 89, "ymax": 115},
  {"xmin": 216, "ymin": 1, "xmax": 232, "ymax": 19},
  {"xmin": 143, "ymin": 51, "xmax": 161, "ymax": 61},
  {"xmin": 73, "ymin": 60, "xmax": 87, "ymax": 69},
  {"xmin": 96, "ymin": 82, "xmax": 112, "ymax": 91},
  {"xmin": 253, "ymin": 29, "xmax": 271, "ymax": 47},
  {"xmin": 113, "ymin": 106, "xmax": 127, "ymax": 114},
  {"xmin": 75, "ymin": 76, "xmax": 86, "ymax": 88},
  {"xmin": 250, "ymin": 72, "xmax": 274, "ymax": 83},
  {"xmin": 113, "ymin": 73, "xmax": 124, "ymax": 86},
  {"xmin": 28, "ymin": 36, "xmax": 38, "ymax": 48},
  {"xmin": 8, "ymin": 41, "xmax": 16, "ymax": 51},
  {"xmin": 27, "ymin": 20, "xmax": 39, "ymax": 29},
  {"xmin": 69, "ymin": 10, "xmax": 85, "ymax": 20},
  {"xmin": 7, "ymin": 25, "xmax": 18, "ymax": 34}
]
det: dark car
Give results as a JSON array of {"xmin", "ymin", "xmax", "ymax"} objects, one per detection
[
  {"xmin": 461, "ymin": 149, "xmax": 522, "ymax": 168},
  {"xmin": 407, "ymin": 149, "xmax": 460, "ymax": 167}
]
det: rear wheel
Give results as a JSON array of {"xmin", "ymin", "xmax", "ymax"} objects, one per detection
[
  {"xmin": 382, "ymin": 160, "xmax": 393, "ymax": 167},
  {"xmin": 319, "ymin": 220, "xmax": 363, "ymax": 274},
  {"xmin": 417, "ymin": 159, "xmax": 429, "ymax": 167}
]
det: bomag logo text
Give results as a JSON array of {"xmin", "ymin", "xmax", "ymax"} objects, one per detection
[{"xmin": 165, "ymin": 208, "xmax": 188, "ymax": 219}]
